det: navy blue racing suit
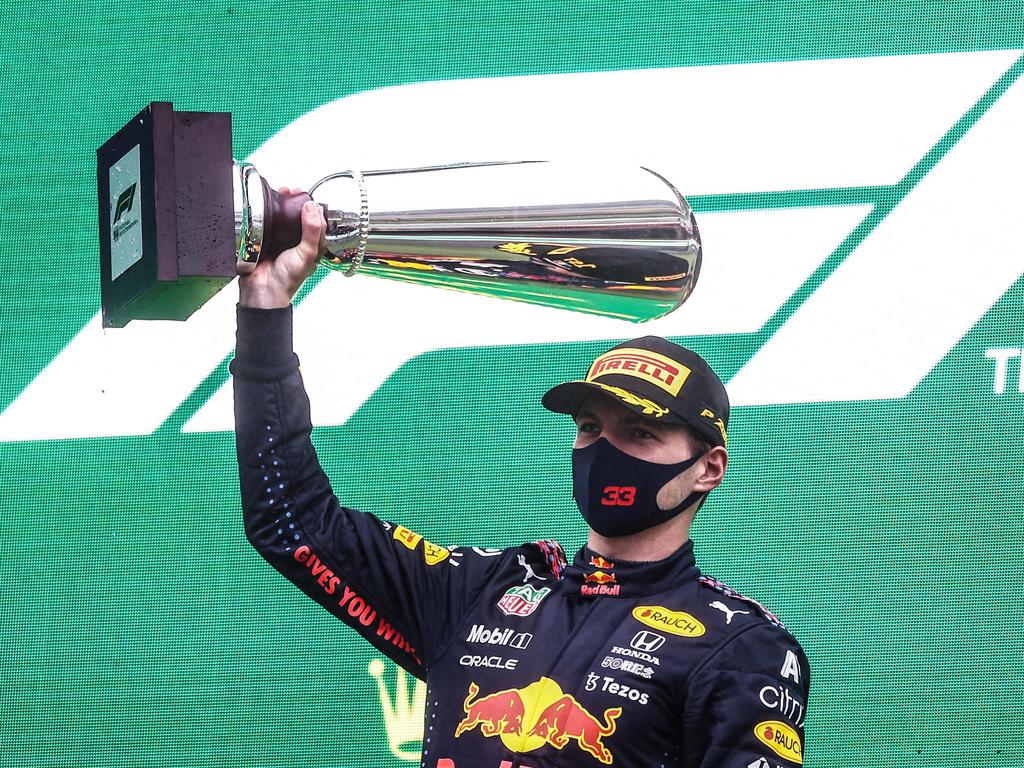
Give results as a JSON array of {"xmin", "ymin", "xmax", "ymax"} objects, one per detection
[{"xmin": 232, "ymin": 305, "xmax": 810, "ymax": 768}]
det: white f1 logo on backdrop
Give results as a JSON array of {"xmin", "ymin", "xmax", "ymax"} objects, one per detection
[{"xmin": 1, "ymin": 50, "xmax": 1022, "ymax": 442}]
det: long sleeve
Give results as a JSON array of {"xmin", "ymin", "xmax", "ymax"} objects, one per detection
[
  {"xmin": 231, "ymin": 304, "xmax": 508, "ymax": 678},
  {"xmin": 682, "ymin": 623, "xmax": 810, "ymax": 767}
]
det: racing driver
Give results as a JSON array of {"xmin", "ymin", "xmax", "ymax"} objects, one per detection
[{"xmin": 233, "ymin": 197, "xmax": 810, "ymax": 767}]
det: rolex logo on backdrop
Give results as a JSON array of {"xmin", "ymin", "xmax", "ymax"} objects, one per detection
[{"xmin": 367, "ymin": 659, "xmax": 427, "ymax": 761}]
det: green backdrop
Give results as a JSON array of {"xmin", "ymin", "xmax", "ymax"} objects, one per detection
[{"xmin": 2, "ymin": 2, "xmax": 1023, "ymax": 766}]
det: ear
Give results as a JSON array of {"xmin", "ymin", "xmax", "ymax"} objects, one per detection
[{"xmin": 692, "ymin": 446, "xmax": 728, "ymax": 493}]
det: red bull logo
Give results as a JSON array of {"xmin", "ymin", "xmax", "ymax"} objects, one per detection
[
  {"xmin": 454, "ymin": 682, "xmax": 526, "ymax": 739},
  {"xmin": 582, "ymin": 570, "xmax": 620, "ymax": 596},
  {"xmin": 589, "ymin": 556, "xmax": 615, "ymax": 569},
  {"xmin": 455, "ymin": 677, "xmax": 621, "ymax": 765}
]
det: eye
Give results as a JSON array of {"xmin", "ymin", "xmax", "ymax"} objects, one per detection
[
  {"xmin": 576, "ymin": 420, "xmax": 599, "ymax": 434},
  {"xmin": 633, "ymin": 426, "xmax": 657, "ymax": 440}
]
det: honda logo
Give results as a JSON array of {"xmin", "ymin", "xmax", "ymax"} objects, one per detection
[{"xmin": 630, "ymin": 630, "xmax": 666, "ymax": 653}]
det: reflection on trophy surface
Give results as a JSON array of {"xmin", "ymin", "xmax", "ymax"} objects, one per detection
[
  {"xmin": 99, "ymin": 104, "xmax": 701, "ymax": 326},
  {"xmin": 235, "ymin": 161, "xmax": 701, "ymax": 323}
]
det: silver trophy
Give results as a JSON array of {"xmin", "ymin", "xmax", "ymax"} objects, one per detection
[{"xmin": 99, "ymin": 103, "xmax": 701, "ymax": 327}]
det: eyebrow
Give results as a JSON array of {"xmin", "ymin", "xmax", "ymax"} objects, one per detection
[{"xmin": 576, "ymin": 408, "xmax": 666, "ymax": 431}]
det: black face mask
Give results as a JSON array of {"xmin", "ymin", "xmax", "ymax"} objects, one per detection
[{"xmin": 572, "ymin": 437, "xmax": 705, "ymax": 537}]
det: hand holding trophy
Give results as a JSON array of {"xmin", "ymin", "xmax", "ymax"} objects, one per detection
[
  {"xmin": 98, "ymin": 103, "xmax": 702, "ymax": 326},
  {"xmin": 236, "ymin": 189, "xmax": 326, "ymax": 310}
]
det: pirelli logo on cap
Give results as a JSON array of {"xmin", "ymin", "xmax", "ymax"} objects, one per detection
[{"xmin": 587, "ymin": 349, "xmax": 691, "ymax": 397}]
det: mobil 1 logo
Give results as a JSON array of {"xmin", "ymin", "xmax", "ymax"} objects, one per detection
[{"xmin": 466, "ymin": 624, "xmax": 533, "ymax": 650}]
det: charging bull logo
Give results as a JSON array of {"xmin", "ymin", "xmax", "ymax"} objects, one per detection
[{"xmin": 455, "ymin": 677, "xmax": 621, "ymax": 764}]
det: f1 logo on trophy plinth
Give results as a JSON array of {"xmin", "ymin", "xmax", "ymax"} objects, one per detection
[{"xmin": 97, "ymin": 102, "xmax": 702, "ymax": 327}]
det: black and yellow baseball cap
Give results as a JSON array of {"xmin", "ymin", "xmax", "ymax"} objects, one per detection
[{"xmin": 542, "ymin": 336, "xmax": 730, "ymax": 448}]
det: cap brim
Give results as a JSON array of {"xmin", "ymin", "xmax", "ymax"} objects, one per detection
[{"xmin": 541, "ymin": 380, "xmax": 686, "ymax": 424}]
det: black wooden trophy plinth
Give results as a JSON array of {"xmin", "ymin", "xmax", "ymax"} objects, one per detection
[{"xmin": 97, "ymin": 102, "xmax": 234, "ymax": 328}]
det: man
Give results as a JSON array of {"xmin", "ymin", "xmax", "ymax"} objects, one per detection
[{"xmin": 233, "ymin": 197, "xmax": 809, "ymax": 767}]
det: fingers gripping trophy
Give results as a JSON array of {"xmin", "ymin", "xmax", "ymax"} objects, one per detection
[{"xmin": 237, "ymin": 186, "xmax": 327, "ymax": 311}]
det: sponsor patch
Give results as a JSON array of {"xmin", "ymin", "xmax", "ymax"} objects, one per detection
[
  {"xmin": 586, "ymin": 348, "xmax": 691, "ymax": 396},
  {"xmin": 631, "ymin": 606, "xmax": 705, "ymax": 637},
  {"xmin": 754, "ymin": 721, "xmax": 802, "ymax": 764},
  {"xmin": 629, "ymin": 631, "xmax": 665, "ymax": 654},
  {"xmin": 698, "ymin": 575, "xmax": 786, "ymax": 629},
  {"xmin": 455, "ymin": 677, "xmax": 620, "ymax": 765},
  {"xmin": 781, "ymin": 650, "xmax": 802, "ymax": 684},
  {"xmin": 497, "ymin": 585, "xmax": 552, "ymax": 617},
  {"xmin": 393, "ymin": 526, "xmax": 422, "ymax": 550},
  {"xmin": 585, "ymin": 672, "xmax": 650, "ymax": 704},
  {"xmin": 459, "ymin": 654, "xmax": 518, "ymax": 671},
  {"xmin": 609, "ymin": 644, "xmax": 660, "ymax": 666},
  {"xmin": 517, "ymin": 553, "xmax": 548, "ymax": 582},
  {"xmin": 600, "ymin": 656, "xmax": 653, "ymax": 679},
  {"xmin": 393, "ymin": 525, "xmax": 450, "ymax": 565},
  {"xmin": 581, "ymin": 570, "xmax": 620, "ymax": 596},
  {"xmin": 759, "ymin": 684, "xmax": 806, "ymax": 728},
  {"xmin": 423, "ymin": 541, "xmax": 451, "ymax": 565},
  {"xmin": 699, "ymin": 407, "xmax": 729, "ymax": 447},
  {"xmin": 466, "ymin": 624, "xmax": 533, "ymax": 650},
  {"xmin": 709, "ymin": 600, "xmax": 750, "ymax": 625}
]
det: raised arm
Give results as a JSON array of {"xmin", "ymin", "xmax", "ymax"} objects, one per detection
[{"xmin": 231, "ymin": 195, "xmax": 507, "ymax": 677}]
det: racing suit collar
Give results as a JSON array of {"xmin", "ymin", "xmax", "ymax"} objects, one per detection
[{"xmin": 566, "ymin": 539, "xmax": 700, "ymax": 598}]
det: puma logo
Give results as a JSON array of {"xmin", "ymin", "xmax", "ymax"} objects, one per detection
[
  {"xmin": 517, "ymin": 554, "xmax": 547, "ymax": 583},
  {"xmin": 709, "ymin": 601, "xmax": 750, "ymax": 625}
]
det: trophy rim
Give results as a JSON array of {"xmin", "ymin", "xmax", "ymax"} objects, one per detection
[{"xmin": 234, "ymin": 161, "xmax": 265, "ymax": 274}]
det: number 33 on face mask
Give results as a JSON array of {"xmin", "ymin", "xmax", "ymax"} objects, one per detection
[
  {"xmin": 573, "ymin": 437, "xmax": 705, "ymax": 537},
  {"xmin": 600, "ymin": 486, "xmax": 637, "ymax": 506}
]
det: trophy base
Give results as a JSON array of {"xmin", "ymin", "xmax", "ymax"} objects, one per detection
[
  {"xmin": 97, "ymin": 102, "xmax": 235, "ymax": 327},
  {"xmin": 100, "ymin": 276, "xmax": 235, "ymax": 328}
]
